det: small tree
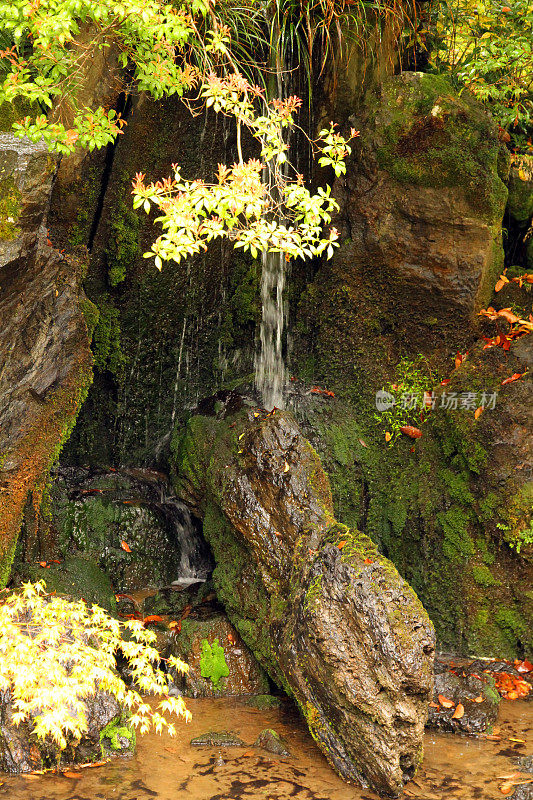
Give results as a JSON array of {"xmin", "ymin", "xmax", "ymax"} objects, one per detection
[
  {"xmin": 0, "ymin": 581, "xmax": 189, "ymax": 753},
  {"xmin": 0, "ymin": 0, "xmax": 354, "ymax": 266}
]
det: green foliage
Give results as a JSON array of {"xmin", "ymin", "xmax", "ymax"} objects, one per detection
[
  {"xmin": 506, "ymin": 518, "xmax": 533, "ymax": 554},
  {"xmin": 374, "ymin": 355, "xmax": 437, "ymax": 443},
  {"xmin": 0, "ymin": 0, "xmax": 355, "ymax": 269},
  {"xmin": 428, "ymin": 0, "xmax": 533, "ymax": 147},
  {"xmin": 199, "ymin": 638, "xmax": 229, "ymax": 688},
  {"xmin": 99, "ymin": 717, "xmax": 135, "ymax": 757},
  {"xmin": 0, "ymin": 581, "xmax": 190, "ymax": 752}
]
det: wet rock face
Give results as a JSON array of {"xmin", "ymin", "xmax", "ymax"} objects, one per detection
[
  {"xmin": 168, "ymin": 612, "xmax": 269, "ymax": 698},
  {"xmin": 0, "ymin": 122, "xmax": 92, "ymax": 586},
  {"xmin": 175, "ymin": 405, "xmax": 435, "ymax": 797},
  {"xmin": 43, "ymin": 467, "xmax": 213, "ymax": 591},
  {"xmin": 337, "ymin": 72, "xmax": 507, "ymax": 325},
  {"xmin": 0, "ymin": 132, "xmax": 57, "ymax": 268},
  {"xmin": 0, "ymin": 247, "xmax": 92, "ymax": 585},
  {"xmin": 0, "ymin": 689, "xmax": 132, "ymax": 773},
  {"xmin": 427, "ymin": 661, "xmax": 499, "ymax": 734}
]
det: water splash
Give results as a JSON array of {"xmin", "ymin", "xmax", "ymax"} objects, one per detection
[{"xmin": 255, "ymin": 248, "xmax": 287, "ymax": 410}]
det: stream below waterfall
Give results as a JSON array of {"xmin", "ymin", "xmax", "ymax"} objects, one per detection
[{"xmin": 1, "ymin": 698, "xmax": 530, "ymax": 800}]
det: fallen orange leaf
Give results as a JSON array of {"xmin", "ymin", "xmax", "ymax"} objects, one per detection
[
  {"xmin": 120, "ymin": 540, "xmax": 131, "ymax": 553},
  {"xmin": 451, "ymin": 702, "xmax": 464, "ymax": 719},
  {"xmin": 474, "ymin": 406, "xmax": 484, "ymax": 419},
  {"xmin": 62, "ymin": 771, "xmax": 82, "ymax": 779},
  {"xmin": 500, "ymin": 782, "xmax": 515, "ymax": 796},
  {"xmin": 385, "ymin": 431, "xmax": 392, "ymax": 442},
  {"xmin": 501, "ymin": 372, "xmax": 525, "ymax": 386},
  {"xmin": 429, "ymin": 701, "xmax": 440, "ymax": 708},
  {"xmin": 143, "ymin": 615, "xmax": 164, "ymax": 625},
  {"xmin": 473, "ymin": 696, "xmax": 484, "ymax": 703},
  {"xmin": 337, "ymin": 541, "xmax": 347, "ymax": 549},
  {"xmin": 437, "ymin": 694, "xmax": 455, "ymax": 709},
  {"xmin": 364, "ymin": 558, "xmax": 374, "ymax": 565},
  {"xmin": 400, "ymin": 425, "xmax": 422, "ymax": 439}
]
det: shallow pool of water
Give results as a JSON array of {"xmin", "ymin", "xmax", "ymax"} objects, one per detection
[{"xmin": 1, "ymin": 698, "xmax": 530, "ymax": 800}]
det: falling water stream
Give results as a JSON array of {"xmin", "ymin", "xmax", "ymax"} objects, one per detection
[{"xmin": 255, "ymin": 248, "xmax": 287, "ymax": 410}]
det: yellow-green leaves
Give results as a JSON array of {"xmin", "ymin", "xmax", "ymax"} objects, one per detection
[{"xmin": 0, "ymin": 581, "xmax": 190, "ymax": 751}]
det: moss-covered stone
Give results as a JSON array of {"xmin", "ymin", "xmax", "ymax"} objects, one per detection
[
  {"xmin": 0, "ymin": 177, "xmax": 22, "ymax": 241},
  {"xmin": 507, "ymin": 155, "xmax": 533, "ymax": 224},
  {"xmin": 172, "ymin": 405, "xmax": 435, "ymax": 796},
  {"xmin": 18, "ymin": 555, "xmax": 117, "ymax": 614}
]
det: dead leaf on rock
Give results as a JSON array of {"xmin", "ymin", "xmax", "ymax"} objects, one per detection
[
  {"xmin": 452, "ymin": 703, "xmax": 464, "ymax": 719},
  {"xmin": 438, "ymin": 694, "xmax": 455, "ymax": 708}
]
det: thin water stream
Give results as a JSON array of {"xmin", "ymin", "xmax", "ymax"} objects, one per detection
[
  {"xmin": 2, "ymin": 698, "xmax": 530, "ymax": 800},
  {"xmin": 255, "ymin": 249, "xmax": 287, "ymax": 411}
]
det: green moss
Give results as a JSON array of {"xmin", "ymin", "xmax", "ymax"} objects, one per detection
[
  {"xmin": 507, "ymin": 156, "xmax": 533, "ymax": 223},
  {"xmin": 371, "ymin": 73, "xmax": 507, "ymax": 223},
  {"xmin": 79, "ymin": 297, "xmax": 100, "ymax": 342},
  {"xmin": 494, "ymin": 608, "xmax": 529, "ymax": 645},
  {"xmin": 471, "ymin": 564, "xmax": 501, "ymax": 587},
  {"xmin": 99, "ymin": 717, "xmax": 135, "ymax": 757},
  {"xmin": 105, "ymin": 177, "xmax": 141, "ymax": 287},
  {"xmin": 92, "ymin": 297, "xmax": 124, "ymax": 375},
  {"xmin": 245, "ymin": 694, "xmax": 282, "ymax": 710},
  {"xmin": 305, "ymin": 575, "xmax": 322, "ymax": 611},
  {"xmin": 22, "ymin": 555, "xmax": 116, "ymax": 613},
  {"xmin": 0, "ymin": 99, "xmax": 37, "ymax": 132},
  {"xmin": 0, "ymin": 177, "xmax": 22, "ymax": 241},
  {"xmin": 199, "ymin": 638, "xmax": 230, "ymax": 688}
]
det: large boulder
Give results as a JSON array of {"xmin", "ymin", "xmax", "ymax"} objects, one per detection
[
  {"xmin": 0, "ymin": 113, "xmax": 93, "ymax": 585},
  {"xmin": 336, "ymin": 72, "xmax": 508, "ymax": 325},
  {"xmin": 174, "ymin": 401, "xmax": 435, "ymax": 797}
]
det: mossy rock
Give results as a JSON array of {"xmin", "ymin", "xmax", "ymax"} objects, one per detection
[
  {"xmin": 19, "ymin": 555, "xmax": 116, "ymax": 614},
  {"xmin": 507, "ymin": 155, "xmax": 533, "ymax": 224},
  {"xmin": 367, "ymin": 72, "xmax": 508, "ymax": 223}
]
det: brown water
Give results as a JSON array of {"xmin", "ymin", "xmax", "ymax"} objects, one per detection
[{"xmin": 1, "ymin": 698, "xmax": 530, "ymax": 800}]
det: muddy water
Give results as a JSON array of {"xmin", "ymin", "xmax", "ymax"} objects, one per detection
[{"xmin": 1, "ymin": 698, "xmax": 531, "ymax": 800}]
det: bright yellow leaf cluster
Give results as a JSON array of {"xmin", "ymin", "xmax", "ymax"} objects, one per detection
[{"xmin": 0, "ymin": 582, "xmax": 190, "ymax": 752}]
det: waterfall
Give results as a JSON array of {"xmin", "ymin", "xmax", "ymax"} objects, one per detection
[{"xmin": 255, "ymin": 248, "xmax": 287, "ymax": 410}]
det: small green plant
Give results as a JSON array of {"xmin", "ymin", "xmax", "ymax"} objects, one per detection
[
  {"xmin": 374, "ymin": 355, "xmax": 437, "ymax": 444},
  {"xmin": 0, "ymin": 582, "xmax": 190, "ymax": 752},
  {"xmin": 507, "ymin": 520, "xmax": 533, "ymax": 554},
  {"xmin": 99, "ymin": 717, "xmax": 135, "ymax": 757},
  {"xmin": 199, "ymin": 638, "xmax": 229, "ymax": 689}
]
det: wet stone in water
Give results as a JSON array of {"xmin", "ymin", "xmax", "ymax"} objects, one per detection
[
  {"xmin": 253, "ymin": 728, "xmax": 291, "ymax": 757},
  {"xmin": 427, "ymin": 660, "xmax": 500, "ymax": 734},
  {"xmin": 190, "ymin": 731, "xmax": 246, "ymax": 748},
  {"xmin": 246, "ymin": 695, "xmax": 282, "ymax": 711}
]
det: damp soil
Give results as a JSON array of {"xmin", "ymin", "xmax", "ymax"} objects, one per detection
[{"xmin": 1, "ymin": 698, "xmax": 531, "ymax": 800}]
